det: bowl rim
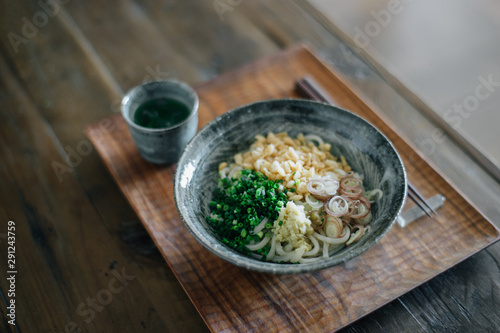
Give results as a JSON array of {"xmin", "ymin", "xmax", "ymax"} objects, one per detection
[{"xmin": 174, "ymin": 98, "xmax": 407, "ymax": 274}]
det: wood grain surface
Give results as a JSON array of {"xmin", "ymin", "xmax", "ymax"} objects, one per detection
[
  {"xmin": 2, "ymin": 1, "xmax": 500, "ymax": 332},
  {"xmin": 86, "ymin": 45, "xmax": 500, "ymax": 333}
]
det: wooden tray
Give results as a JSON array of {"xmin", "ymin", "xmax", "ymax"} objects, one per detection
[{"xmin": 85, "ymin": 45, "xmax": 500, "ymax": 332}]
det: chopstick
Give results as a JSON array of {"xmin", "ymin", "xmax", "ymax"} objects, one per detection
[
  {"xmin": 407, "ymin": 184, "xmax": 437, "ymax": 217},
  {"xmin": 296, "ymin": 76, "xmax": 337, "ymax": 105},
  {"xmin": 295, "ymin": 76, "xmax": 437, "ymax": 218}
]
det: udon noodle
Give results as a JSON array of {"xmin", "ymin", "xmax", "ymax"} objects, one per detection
[{"xmin": 211, "ymin": 132, "xmax": 382, "ymax": 264}]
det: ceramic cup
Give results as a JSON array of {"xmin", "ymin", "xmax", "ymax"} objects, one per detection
[{"xmin": 121, "ymin": 80, "xmax": 199, "ymax": 165}]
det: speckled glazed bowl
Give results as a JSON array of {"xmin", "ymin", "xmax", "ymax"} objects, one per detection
[{"xmin": 174, "ymin": 99, "xmax": 407, "ymax": 274}]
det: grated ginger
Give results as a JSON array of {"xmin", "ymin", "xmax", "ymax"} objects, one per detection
[{"xmin": 273, "ymin": 201, "xmax": 314, "ymax": 251}]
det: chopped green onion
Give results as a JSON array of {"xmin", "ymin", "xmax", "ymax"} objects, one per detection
[{"xmin": 207, "ymin": 169, "xmax": 287, "ymax": 256}]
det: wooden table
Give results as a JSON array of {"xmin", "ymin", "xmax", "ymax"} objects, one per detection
[{"xmin": 1, "ymin": 1, "xmax": 499, "ymax": 332}]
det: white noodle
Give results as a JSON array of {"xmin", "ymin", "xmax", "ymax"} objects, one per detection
[
  {"xmin": 271, "ymin": 252, "xmax": 296, "ymax": 262},
  {"xmin": 276, "ymin": 242, "xmax": 288, "ymax": 256},
  {"xmin": 313, "ymin": 227, "xmax": 350, "ymax": 244},
  {"xmin": 304, "ymin": 134, "xmax": 324, "ymax": 146},
  {"xmin": 266, "ymin": 234, "xmax": 277, "ymax": 261},
  {"xmin": 299, "ymin": 257, "xmax": 323, "ymax": 263},
  {"xmin": 246, "ymin": 235, "xmax": 271, "ymax": 251},
  {"xmin": 290, "ymin": 247, "xmax": 306, "ymax": 263},
  {"xmin": 249, "ymin": 253, "xmax": 264, "ymax": 260},
  {"xmin": 304, "ymin": 234, "xmax": 320, "ymax": 257},
  {"xmin": 322, "ymin": 242, "xmax": 329, "ymax": 258},
  {"xmin": 228, "ymin": 165, "xmax": 243, "ymax": 179},
  {"xmin": 252, "ymin": 217, "xmax": 269, "ymax": 235}
]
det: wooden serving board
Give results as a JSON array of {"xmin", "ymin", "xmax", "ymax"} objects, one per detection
[{"xmin": 85, "ymin": 45, "xmax": 500, "ymax": 332}]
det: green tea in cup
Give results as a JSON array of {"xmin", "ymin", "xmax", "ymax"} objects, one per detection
[
  {"xmin": 133, "ymin": 98, "xmax": 190, "ymax": 129},
  {"xmin": 121, "ymin": 80, "xmax": 199, "ymax": 165}
]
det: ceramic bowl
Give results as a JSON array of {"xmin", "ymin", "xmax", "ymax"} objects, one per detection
[{"xmin": 174, "ymin": 99, "xmax": 407, "ymax": 274}]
